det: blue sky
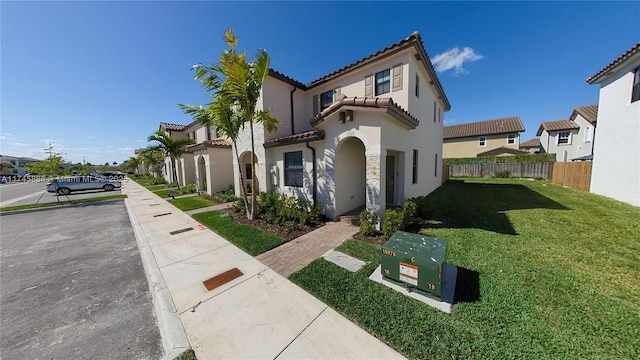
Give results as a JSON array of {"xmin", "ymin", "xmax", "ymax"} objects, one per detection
[{"xmin": 2, "ymin": 1, "xmax": 639, "ymax": 164}]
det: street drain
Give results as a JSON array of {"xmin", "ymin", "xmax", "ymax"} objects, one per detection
[
  {"xmin": 149, "ymin": 204, "xmax": 160, "ymax": 206},
  {"xmin": 141, "ymin": 198, "xmax": 153, "ymax": 201},
  {"xmin": 203, "ymin": 268, "xmax": 243, "ymax": 291},
  {"xmin": 153, "ymin": 212, "xmax": 172, "ymax": 217},
  {"xmin": 170, "ymin": 227, "xmax": 194, "ymax": 235}
]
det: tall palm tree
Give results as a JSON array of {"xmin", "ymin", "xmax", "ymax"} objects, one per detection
[
  {"xmin": 180, "ymin": 29, "xmax": 278, "ymax": 220},
  {"xmin": 147, "ymin": 130, "xmax": 195, "ymax": 188},
  {"xmin": 138, "ymin": 146, "xmax": 164, "ymax": 177}
]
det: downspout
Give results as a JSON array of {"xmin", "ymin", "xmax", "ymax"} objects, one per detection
[
  {"xmin": 306, "ymin": 141, "xmax": 317, "ymax": 204},
  {"xmin": 290, "ymin": 86, "xmax": 297, "ymax": 135}
]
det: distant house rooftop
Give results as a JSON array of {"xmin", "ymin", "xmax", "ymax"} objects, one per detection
[
  {"xmin": 443, "ymin": 116, "xmax": 524, "ymax": 140},
  {"xmin": 519, "ymin": 138, "xmax": 541, "ymax": 149},
  {"xmin": 570, "ymin": 104, "xmax": 598, "ymax": 125},
  {"xmin": 536, "ymin": 120, "xmax": 579, "ymax": 136}
]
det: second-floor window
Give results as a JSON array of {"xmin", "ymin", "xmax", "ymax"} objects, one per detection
[
  {"xmin": 584, "ymin": 126, "xmax": 592, "ymax": 142},
  {"xmin": 375, "ymin": 69, "xmax": 390, "ymax": 95},
  {"xmin": 558, "ymin": 131, "xmax": 571, "ymax": 145},
  {"xmin": 632, "ymin": 67, "xmax": 640, "ymax": 103},
  {"xmin": 479, "ymin": 137, "xmax": 487, "ymax": 147},
  {"xmin": 284, "ymin": 151, "xmax": 303, "ymax": 187},
  {"xmin": 412, "ymin": 149, "xmax": 418, "ymax": 184},
  {"xmin": 507, "ymin": 133, "xmax": 516, "ymax": 145},
  {"xmin": 320, "ymin": 90, "xmax": 333, "ymax": 111},
  {"xmin": 206, "ymin": 126, "xmax": 212, "ymax": 141}
]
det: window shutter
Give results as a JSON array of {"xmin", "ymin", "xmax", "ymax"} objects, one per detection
[
  {"xmin": 364, "ymin": 75, "xmax": 373, "ymax": 97},
  {"xmin": 334, "ymin": 87, "xmax": 341, "ymax": 103},
  {"xmin": 312, "ymin": 94, "xmax": 319, "ymax": 116},
  {"xmin": 392, "ymin": 64, "xmax": 403, "ymax": 91}
]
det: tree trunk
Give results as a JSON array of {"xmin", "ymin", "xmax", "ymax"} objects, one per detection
[
  {"xmin": 172, "ymin": 158, "xmax": 181, "ymax": 189},
  {"xmin": 249, "ymin": 120, "xmax": 257, "ymax": 220},
  {"xmin": 233, "ymin": 143, "xmax": 250, "ymax": 216}
]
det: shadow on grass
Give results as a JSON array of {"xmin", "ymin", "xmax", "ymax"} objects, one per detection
[
  {"xmin": 454, "ymin": 266, "xmax": 480, "ymax": 303},
  {"xmin": 418, "ymin": 180, "xmax": 569, "ymax": 235}
]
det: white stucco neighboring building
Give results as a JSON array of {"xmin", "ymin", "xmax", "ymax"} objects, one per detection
[
  {"xmin": 233, "ymin": 32, "xmax": 451, "ymax": 220},
  {"xmin": 587, "ymin": 42, "xmax": 640, "ymax": 206},
  {"xmin": 536, "ymin": 104, "xmax": 598, "ymax": 162}
]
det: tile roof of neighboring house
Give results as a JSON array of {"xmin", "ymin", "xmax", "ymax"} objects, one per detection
[
  {"xmin": 263, "ymin": 130, "xmax": 325, "ymax": 148},
  {"xmin": 184, "ymin": 139, "xmax": 232, "ymax": 152},
  {"xmin": 519, "ymin": 138, "xmax": 541, "ymax": 149},
  {"xmin": 477, "ymin": 146, "xmax": 530, "ymax": 157},
  {"xmin": 0, "ymin": 155, "xmax": 40, "ymax": 162},
  {"xmin": 160, "ymin": 122, "xmax": 186, "ymax": 131},
  {"xmin": 536, "ymin": 120, "xmax": 580, "ymax": 136},
  {"xmin": 310, "ymin": 97, "xmax": 419, "ymax": 129},
  {"xmin": 587, "ymin": 42, "xmax": 640, "ymax": 84},
  {"xmin": 267, "ymin": 32, "xmax": 451, "ymax": 110},
  {"xmin": 443, "ymin": 116, "xmax": 524, "ymax": 139},
  {"xmin": 570, "ymin": 104, "xmax": 598, "ymax": 125}
]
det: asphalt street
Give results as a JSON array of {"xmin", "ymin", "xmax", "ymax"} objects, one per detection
[
  {"xmin": 0, "ymin": 181, "xmax": 125, "ymax": 207},
  {"xmin": 0, "ymin": 200, "xmax": 163, "ymax": 360}
]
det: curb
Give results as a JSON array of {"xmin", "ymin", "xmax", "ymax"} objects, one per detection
[{"xmin": 124, "ymin": 198, "xmax": 190, "ymax": 360}]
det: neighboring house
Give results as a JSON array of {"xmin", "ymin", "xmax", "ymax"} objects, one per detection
[
  {"xmin": 0, "ymin": 154, "xmax": 39, "ymax": 175},
  {"xmin": 519, "ymin": 138, "xmax": 541, "ymax": 153},
  {"xmin": 233, "ymin": 31, "xmax": 451, "ymax": 221},
  {"xmin": 587, "ymin": 42, "xmax": 640, "ymax": 207},
  {"xmin": 158, "ymin": 121, "xmax": 234, "ymax": 194},
  {"xmin": 476, "ymin": 147, "xmax": 529, "ymax": 157},
  {"xmin": 536, "ymin": 104, "xmax": 598, "ymax": 162},
  {"xmin": 442, "ymin": 116, "xmax": 525, "ymax": 158}
]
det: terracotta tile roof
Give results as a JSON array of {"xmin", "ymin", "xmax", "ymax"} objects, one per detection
[
  {"xmin": 571, "ymin": 104, "xmax": 598, "ymax": 125},
  {"xmin": 536, "ymin": 120, "xmax": 580, "ymax": 136},
  {"xmin": 443, "ymin": 116, "xmax": 524, "ymax": 139},
  {"xmin": 263, "ymin": 130, "xmax": 325, "ymax": 148},
  {"xmin": 185, "ymin": 139, "xmax": 232, "ymax": 152},
  {"xmin": 587, "ymin": 42, "xmax": 640, "ymax": 84},
  {"xmin": 310, "ymin": 97, "xmax": 419, "ymax": 129},
  {"xmin": 159, "ymin": 122, "xmax": 186, "ymax": 131},
  {"xmin": 477, "ymin": 146, "xmax": 529, "ymax": 157},
  {"xmin": 519, "ymin": 138, "xmax": 541, "ymax": 149}
]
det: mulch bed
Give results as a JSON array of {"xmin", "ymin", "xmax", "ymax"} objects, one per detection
[
  {"xmin": 221, "ymin": 208, "xmax": 326, "ymax": 242},
  {"xmin": 351, "ymin": 217, "xmax": 431, "ymax": 246}
]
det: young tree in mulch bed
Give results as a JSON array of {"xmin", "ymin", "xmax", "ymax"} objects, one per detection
[{"xmin": 221, "ymin": 208, "xmax": 325, "ymax": 242}]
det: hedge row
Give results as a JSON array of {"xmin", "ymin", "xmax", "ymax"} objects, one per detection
[{"xmin": 444, "ymin": 153, "xmax": 555, "ymax": 164}]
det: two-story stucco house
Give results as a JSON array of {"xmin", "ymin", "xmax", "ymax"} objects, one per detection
[
  {"xmin": 0, "ymin": 154, "xmax": 39, "ymax": 175},
  {"xmin": 518, "ymin": 138, "xmax": 541, "ymax": 154},
  {"xmin": 232, "ymin": 31, "xmax": 450, "ymax": 221},
  {"xmin": 536, "ymin": 104, "xmax": 598, "ymax": 162},
  {"xmin": 587, "ymin": 42, "xmax": 640, "ymax": 206},
  {"xmin": 158, "ymin": 121, "xmax": 234, "ymax": 194},
  {"xmin": 442, "ymin": 116, "xmax": 525, "ymax": 158}
]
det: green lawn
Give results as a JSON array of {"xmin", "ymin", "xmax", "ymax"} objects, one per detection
[
  {"xmin": 0, "ymin": 195, "xmax": 128, "ymax": 212},
  {"xmin": 290, "ymin": 178, "xmax": 640, "ymax": 359},
  {"xmin": 192, "ymin": 210, "xmax": 285, "ymax": 255},
  {"xmin": 152, "ymin": 189, "xmax": 174, "ymax": 199},
  {"xmin": 168, "ymin": 195, "xmax": 215, "ymax": 211}
]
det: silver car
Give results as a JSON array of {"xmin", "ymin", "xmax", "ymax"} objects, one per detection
[{"xmin": 46, "ymin": 176, "xmax": 121, "ymax": 195}]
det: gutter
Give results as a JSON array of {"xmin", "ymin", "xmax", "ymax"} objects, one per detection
[{"xmin": 306, "ymin": 141, "xmax": 317, "ymax": 204}]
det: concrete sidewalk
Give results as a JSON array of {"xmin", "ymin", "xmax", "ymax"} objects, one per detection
[{"xmin": 123, "ymin": 181, "xmax": 405, "ymax": 360}]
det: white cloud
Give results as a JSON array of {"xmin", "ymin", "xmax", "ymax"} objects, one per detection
[
  {"xmin": 432, "ymin": 47, "xmax": 483, "ymax": 75},
  {"xmin": 9, "ymin": 142, "xmax": 31, "ymax": 147}
]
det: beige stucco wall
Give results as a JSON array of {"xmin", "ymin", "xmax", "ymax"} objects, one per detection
[{"xmin": 443, "ymin": 133, "xmax": 520, "ymax": 158}]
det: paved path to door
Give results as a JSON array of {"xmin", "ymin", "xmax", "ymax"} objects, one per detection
[{"xmin": 256, "ymin": 222, "xmax": 359, "ymax": 277}]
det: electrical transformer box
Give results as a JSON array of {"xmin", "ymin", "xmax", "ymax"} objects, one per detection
[{"xmin": 381, "ymin": 231, "xmax": 447, "ymax": 299}]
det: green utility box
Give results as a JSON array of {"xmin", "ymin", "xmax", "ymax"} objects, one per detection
[{"xmin": 381, "ymin": 231, "xmax": 447, "ymax": 299}]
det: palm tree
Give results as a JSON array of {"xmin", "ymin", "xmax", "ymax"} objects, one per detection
[
  {"xmin": 139, "ymin": 146, "xmax": 164, "ymax": 177},
  {"xmin": 147, "ymin": 130, "xmax": 195, "ymax": 189},
  {"xmin": 180, "ymin": 29, "xmax": 278, "ymax": 220}
]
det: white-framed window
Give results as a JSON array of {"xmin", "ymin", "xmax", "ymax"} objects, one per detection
[
  {"xmin": 558, "ymin": 131, "xmax": 571, "ymax": 145},
  {"xmin": 284, "ymin": 151, "xmax": 303, "ymax": 187},
  {"xmin": 375, "ymin": 69, "xmax": 390, "ymax": 95},
  {"xmin": 415, "ymin": 74, "xmax": 420, "ymax": 98},
  {"xmin": 507, "ymin": 133, "xmax": 516, "ymax": 145},
  {"xmin": 479, "ymin": 137, "xmax": 487, "ymax": 147},
  {"xmin": 412, "ymin": 149, "xmax": 418, "ymax": 184},
  {"xmin": 632, "ymin": 66, "xmax": 640, "ymax": 103},
  {"xmin": 320, "ymin": 90, "xmax": 333, "ymax": 111},
  {"xmin": 584, "ymin": 126, "xmax": 592, "ymax": 143}
]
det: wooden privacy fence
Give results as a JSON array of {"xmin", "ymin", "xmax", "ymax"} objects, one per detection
[
  {"xmin": 448, "ymin": 162, "xmax": 554, "ymax": 179},
  {"xmin": 551, "ymin": 161, "xmax": 592, "ymax": 191}
]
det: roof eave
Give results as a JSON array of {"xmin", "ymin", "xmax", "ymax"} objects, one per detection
[{"xmin": 263, "ymin": 133, "xmax": 325, "ymax": 149}]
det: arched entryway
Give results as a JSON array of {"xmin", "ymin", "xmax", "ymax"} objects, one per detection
[
  {"xmin": 239, "ymin": 151, "xmax": 259, "ymax": 194},
  {"xmin": 176, "ymin": 160, "xmax": 184, "ymax": 186},
  {"xmin": 335, "ymin": 137, "xmax": 366, "ymax": 216},
  {"xmin": 197, "ymin": 156, "xmax": 207, "ymax": 192}
]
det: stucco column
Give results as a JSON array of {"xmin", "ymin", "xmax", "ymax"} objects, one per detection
[{"xmin": 366, "ymin": 153, "xmax": 384, "ymax": 222}]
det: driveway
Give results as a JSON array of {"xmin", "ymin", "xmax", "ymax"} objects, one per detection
[{"xmin": 0, "ymin": 200, "xmax": 163, "ymax": 360}]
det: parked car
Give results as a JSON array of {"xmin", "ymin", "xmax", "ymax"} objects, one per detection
[
  {"xmin": 46, "ymin": 176, "xmax": 121, "ymax": 195},
  {"xmin": 98, "ymin": 172, "xmax": 126, "ymax": 180}
]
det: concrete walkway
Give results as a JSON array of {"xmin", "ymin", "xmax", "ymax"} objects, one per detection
[
  {"xmin": 122, "ymin": 181, "xmax": 405, "ymax": 360},
  {"xmin": 257, "ymin": 222, "xmax": 358, "ymax": 277}
]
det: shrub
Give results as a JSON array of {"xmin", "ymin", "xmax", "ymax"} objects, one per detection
[
  {"xmin": 151, "ymin": 177, "xmax": 167, "ymax": 185},
  {"xmin": 382, "ymin": 208, "xmax": 404, "ymax": 241},
  {"xmin": 408, "ymin": 195, "xmax": 430, "ymax": 218},
  {"xmin": 402, "ymin": 200, "xmax": 417, "ymax": 226},
  {"xmin": 181, "ymin": 183, "xmax": 197, "ymax": 194},
  {"xmin": 493, "ymin": 170, "xmax": 511, "ymax": 178},
  {"xmin": 257, "ymin": 192, "xmax": 315, "ymax": 226},
  {"xmin": 359, "ymin": 209, "xmax": 379, "ymax": 236},
  {"xmin": 215, "ymin": 189, "xmax": 237, "ymax": 202},
  {"xmin": 309, "ymin": 201, "xmax": 322, "ymax": 223},
  {"xmin": 232, "ymin": 199, "xmax": 246, "ymax": 213}
]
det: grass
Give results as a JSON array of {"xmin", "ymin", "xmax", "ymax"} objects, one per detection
[
  {"xmin": 152, "ymin": 189, "xmax": 173, "ymax": 198},
  {"xmin": 0, "ymin": 194, "xmax": 128, "ymax": 212},
  {"xmin": 168, "ymin": 195, "xmax": 216, "ymax": 211},
  {"xmin": 173, "ymin": 349, "xmax": 196, "ymax": 360},
  {"xmin": 290, "ymin": 178, "xmax": 640, "ymax": 360},
  {"xmin": 146, "ymin": 184, "xmax": 171, "ymax": 191},
  {"xmin": 192, "ymin": 210, "xmax": 285, "ymax": 255}
]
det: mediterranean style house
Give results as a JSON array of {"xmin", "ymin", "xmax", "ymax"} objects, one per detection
[
  {"xmin": 0, "ymin": 154, "xmax": 39, "ymax": 175},
  {"xmin": 232, "ymin": 31, "xmax": 450, "ymax": 220},
  {"xmin": 518, "ymin": 138, "xmax": 541, "ymax": 154},
  {"xmin": 587, "ymin": 42, "xmax": 640, "ymax": 206},
  {"xmin": 158, "ymin": 121, "xmax": 234, "ymax": 194},
  {"xmin": 536, "ymin": 104, "xmax": 598, "ymax": 162},
  {"xmin": 442, "ymin": 116, "xmax": 525, "ymax": 158}
]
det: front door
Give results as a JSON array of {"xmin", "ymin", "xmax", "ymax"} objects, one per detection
[{"xmin": 386, "ymin": 155, "xmax": 395, "ymax": 205}]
